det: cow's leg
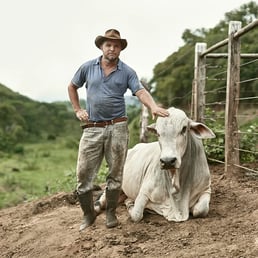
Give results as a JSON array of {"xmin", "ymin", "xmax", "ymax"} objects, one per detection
[
  {"xmin": 94, "ymin": 190, "xmax": 127, "ymax": 214},
  {"xmin": 167, "ymin": 192, "xmax": 190, "ymax": 222},
  {"xmin": 94, "ymin": 191, "xmax": 106, "ymax": 214},
  {"xmin": 125, "ymin": 193, "xmax": 149, "ymax": 222},
  {"xmin": 191, "ymin": 192, "xmax": 210, "ymax": 217}
]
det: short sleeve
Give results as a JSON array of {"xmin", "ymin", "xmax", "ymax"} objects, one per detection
[
  {"xmin": 71, "ymin": 64, "xmax": 87, "ymax": 88},
  {"xmin": 127, "ymin": 69, "xmax": 144, "ymax": 95}
]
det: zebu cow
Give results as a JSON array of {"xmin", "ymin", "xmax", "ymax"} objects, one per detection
[{"xmin": 95, "ymin": 107, "xmax": 215, "ymax": 222}]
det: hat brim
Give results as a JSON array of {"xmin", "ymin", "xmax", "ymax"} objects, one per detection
[{"xmin": 95, "ymin": 36, "xmax": 127, "ymax": 50}]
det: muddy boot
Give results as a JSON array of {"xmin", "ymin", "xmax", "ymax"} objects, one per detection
[
  {"xmin": 77, "ymin": 191, "xmax": 96, "ymax": 231},
  {"xmin": 106, "ymin": 189, "xmax": 120, "ymax": 228}
]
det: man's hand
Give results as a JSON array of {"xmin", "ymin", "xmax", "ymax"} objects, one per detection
[
  {"xmin": 151, "ymin": 107, "xmax": 169, "ymax": 119},
  {"xmin": 76, "ymin": 109, "xmax": 89, "ymax": 121},
  {"xmin": 135, "ymin": 89, "xmax": 169, "ymax": 119}
]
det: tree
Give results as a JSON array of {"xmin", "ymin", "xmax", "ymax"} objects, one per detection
[{"xmin": 150, "ymin": 1, "xmax": 258, "ymax": 110}]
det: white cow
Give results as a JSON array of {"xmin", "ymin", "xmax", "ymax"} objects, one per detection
[{"xmin": 95, "ymin": 107, "xmax": 215, "ymax": 222}]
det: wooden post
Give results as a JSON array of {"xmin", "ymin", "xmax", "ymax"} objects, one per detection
[
  {"xmin": 140, "ymin": 105, "xmax": 149, "ymax": 143},
  {"xmin": 140, "ymin": 80, "xmax": 150, "ymax": 143},
  {"xmin": 192, "ymin": 43, "xmax": 207, "ymax": 122},
  {"xmin": 225, "ymin": 21, "xmax": 241, "ymax": 176}
]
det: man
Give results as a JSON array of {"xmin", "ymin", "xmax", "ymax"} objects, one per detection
[{"xmin": 68, "ymin": 29, "xmax": 169, "ymax": 231}]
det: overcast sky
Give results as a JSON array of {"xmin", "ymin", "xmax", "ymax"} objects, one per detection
[{"xmin": 0, "ymin": 0, "xmax": 251, "ymax": 102}]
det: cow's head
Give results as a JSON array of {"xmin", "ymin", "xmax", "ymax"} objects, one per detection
[{"xmin": 147, "ymin": 107, "xmax": 215, "ymax": 170}]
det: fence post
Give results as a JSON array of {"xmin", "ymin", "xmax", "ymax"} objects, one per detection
[
  {"xmin": 225, "ymin": 21, "xmax": 242, "ymax": 176},
  {"xmin": 192, "ymin": 43, "xmax": 207, "ymax": 122},
  {"xmin": 139, "ymin": 80, "xmax": 150, "ymax": 143}
]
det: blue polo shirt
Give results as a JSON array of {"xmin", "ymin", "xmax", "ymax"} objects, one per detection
[{"xmin": 71, "ymin": 56, "xmax": 143, "ymax": 121}]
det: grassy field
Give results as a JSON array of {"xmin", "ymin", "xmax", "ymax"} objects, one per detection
[{"xmin": 0, "ymin": 136, "xmax": 107, "ymax": 209}]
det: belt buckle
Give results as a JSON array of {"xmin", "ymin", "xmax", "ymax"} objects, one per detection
[
  {"xmin": 110, "ymin": 119, "xmax": 114, "ymax": 125},
  {"xmin": 94, "ymin": 122, "xmax": 97, "ymax": 127}
]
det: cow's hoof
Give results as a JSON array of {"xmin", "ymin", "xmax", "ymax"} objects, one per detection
[
  {"xmin": 94, "ymin": 200, "xmax": 103, "ymax": 215},
  {"xmin": 124, "ymin": 198, "xmax": 134, "ymax": 210}
]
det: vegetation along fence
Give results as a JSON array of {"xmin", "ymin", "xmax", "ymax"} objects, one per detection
[{"xmin": 192, "ymin": 20, "xmax": 258, "ymax": 177}]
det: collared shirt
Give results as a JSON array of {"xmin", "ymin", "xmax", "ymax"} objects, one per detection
[{"xmin": 71, "ymin": 56, "xmax": 143, "ymax": 121}]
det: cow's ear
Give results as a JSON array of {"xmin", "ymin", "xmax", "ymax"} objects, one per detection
[
  {"xmin": 147, "ymin": 123, "xmax": 158, "ymax": 135},
  {"xmin": 189, "ymin": 121, "xmax": 216, "ymax": 139}
]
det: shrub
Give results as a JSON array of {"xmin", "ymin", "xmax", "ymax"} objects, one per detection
[
  {"xmin": 239, "ymin": 123, "xmax": 258, "ymax": 162},
  {"xmin": 204, "ymin": 108, "xmax": 257, "ymax": 163}
]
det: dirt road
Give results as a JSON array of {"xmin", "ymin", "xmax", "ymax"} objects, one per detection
[{"xmin": 0, "ymin": 164, "xmax": 257, "ymax": 258}]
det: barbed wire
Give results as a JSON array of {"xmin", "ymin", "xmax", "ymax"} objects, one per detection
[
  {"xmin": 207, "ymin": 158, "xmax": 225, "ymax": 164},
  {"xmin": 203, "ymin": 50, "xmax": 257, "ymax": 174},
  {"xmin": 237, "ymin": 96, "xmax": 258, "ymax": 100},
  {"xmin": 236, "ymin": 148, "xmax": 258, "ymax": 154},
  {"xmin": 239, "ymin": 77, "xmax": 258, "ymax": 84},
  {"xmin": 233, "ymin": 164, "xmax": 258, "ymax": 175},
  {"xmin": 154, "ymin": 44, "xmax": 195, "ymax": 77},
  {"xmin": 240, "ymin": 58, "xmax": 258, "ymax": 67}
]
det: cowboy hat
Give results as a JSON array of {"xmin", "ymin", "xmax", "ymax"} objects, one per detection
[{"xmin": 95, "ymin": 29, "xmax": 127, "ymax": 50}]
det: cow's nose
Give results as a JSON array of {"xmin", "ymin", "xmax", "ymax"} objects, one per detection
[{"xmin": 160, "ymin": 157, "xmax": 177, "ymax": 169}]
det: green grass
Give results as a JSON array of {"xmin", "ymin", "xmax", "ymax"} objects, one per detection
[{"xmin": 0, "ymin": 137, "xmax": 108, "ymax": 209}]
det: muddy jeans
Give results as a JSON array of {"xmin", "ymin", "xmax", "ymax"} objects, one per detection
[{"xmin": 76, "ymin": 121, "xmax": 129, "ymax": 194}]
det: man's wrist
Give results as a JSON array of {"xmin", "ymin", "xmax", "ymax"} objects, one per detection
[{"xmin": 74, "ymin": 108, "xmax": 81, "ymax": 113}]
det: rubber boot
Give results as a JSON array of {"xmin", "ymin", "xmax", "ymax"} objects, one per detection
[
  {"xmin": 106, "ymin": 189, "xmax": 120, "ymax": 228},
  {"xmin": 77, "ymin": 191, "xmax": 96, "ymax": 231}
]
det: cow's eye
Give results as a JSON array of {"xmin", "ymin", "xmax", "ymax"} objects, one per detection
[{"xmin": 181, "ymin": 126, "xmax": 187, "ymax": 135}]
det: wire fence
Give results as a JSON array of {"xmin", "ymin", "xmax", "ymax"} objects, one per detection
[
  {"xmin": 192, "ymin": 20, "xmax": 258, "ymax": 177},
  {"xmin": 205, "ymin": 57, "xmax": 258, "ymax": 175}
]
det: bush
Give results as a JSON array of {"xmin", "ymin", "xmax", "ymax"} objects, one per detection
[
  {"xmin": 204, "ymin": 108, "xmax": 257, "ymax": 163},
  {"xmin": 13, "ymin": 145, "xmax": 24, "ymax": 154},
  {"xmin": 239, "ymin": 123, "xmax": 258, "ymax": 162}
]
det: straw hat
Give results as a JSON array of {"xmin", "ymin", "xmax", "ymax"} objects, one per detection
[{"xmin": 95, "ymin": 29, "xmax": 127, "ymax": 50}]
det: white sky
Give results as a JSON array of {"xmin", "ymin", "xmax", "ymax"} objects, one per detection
[{"xmin": 0, "ymin": 0, "xmax": 251, "ymax": 102}]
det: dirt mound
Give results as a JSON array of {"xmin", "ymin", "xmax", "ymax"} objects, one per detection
[{"xmin": 0, "ymin": 164, "xmax": 258, "ymax": 258}]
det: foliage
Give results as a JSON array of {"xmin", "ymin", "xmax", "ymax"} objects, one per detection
[
  {"xmin": 0, "ymin": 83, "xmax": 81, "ymax": 152},
  {"xmin": 151, "ymin": 45, "xmax": 195, "ymax": 108},
  {"xmin": 128, "ymin": 114, "xmax": 142, "ymax": 148},
  {"xmin": 150, "ymin": 1, "xmax": 258, "ymax": 109},
  {"xmin": 203, "ymin": 108, "xmax": 225, "ymax": 162},
  {"xmin": 203, "ymin": 108, "xmax": 258, "ymax": 163},
  {"xmin": 0, "ymin": 138, "xmax": 112, "ymax": 209},
  {"xmin": 239, "ymin": 122, "xmax": 258, "ymax": 162}
]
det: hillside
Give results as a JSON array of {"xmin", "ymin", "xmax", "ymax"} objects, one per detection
[{"xmin": 0, "ymin": 83, "xmax": 82, "ymax": 151}]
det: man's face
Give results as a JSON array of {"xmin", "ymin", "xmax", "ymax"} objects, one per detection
[{"xmin": 101, "ymin": 40, "xmax": 122, "ymax": 62}]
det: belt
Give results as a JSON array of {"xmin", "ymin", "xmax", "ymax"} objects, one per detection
[{"xmin": 81, "ymin": 117, "xmax": 127, "ymax": 129}]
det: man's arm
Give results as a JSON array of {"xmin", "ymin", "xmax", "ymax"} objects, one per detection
[
  {"xmin": 135, "ymin": 89, "xmax": 169, "ymax": 119},
  {"xmin": 68, "ymin": 82, "xmax": 88, "ymax": 121}
]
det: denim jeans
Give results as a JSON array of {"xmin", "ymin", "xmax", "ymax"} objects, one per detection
[{"xmin": 76, "ymin": 121, "xmax": 129, "ymax": 194}]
